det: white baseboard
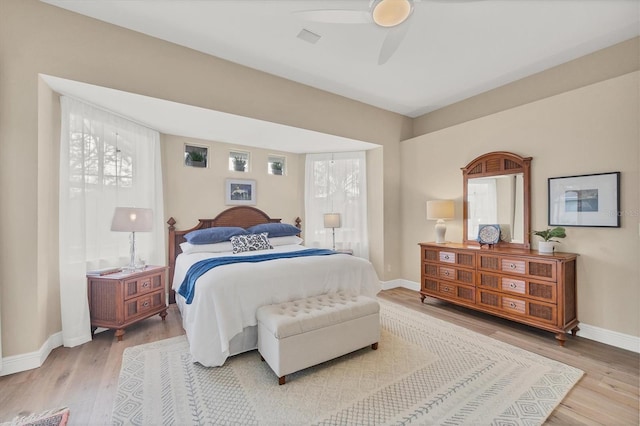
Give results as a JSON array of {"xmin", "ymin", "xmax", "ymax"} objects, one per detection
[
  {"xmin": 0, "ymin": 331, "xmax": 63, "ymax": 376},
  {"xmin": 576, "ymin": 323, "xmax": 640, "ymax": 353},
  {"xmin": 382, "ymin": 279, "xmax": 640, "ymax": 354},
  {"xmin": 381, "ymin": 279, "xmax": 419, "ymax": 291}
]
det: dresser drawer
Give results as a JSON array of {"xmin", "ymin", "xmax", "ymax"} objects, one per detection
[
  {"xmin": 477, "ymin": 289, "xmax": 557, "ymax": 325},
  {"xmin": 422, "ymin": 246, "xmax": 476, "ymax": 269},
  {"xmin": 124, "ymin": 272, "xmax": 164, "ymax": 300},
  {"xmin": 478, "ymin": 272, "xmax": 557, "ymax": 304},
  {"xmin": 439, "ymin": 282, "xmax": 476, "ymax": 303},
  {"xmin": 478, "ymin": 254, "xmax": 557, "ymax": 282},
  {"xmin": 438, "ymin": 265, "xmax": 475, "ymax": 285}
]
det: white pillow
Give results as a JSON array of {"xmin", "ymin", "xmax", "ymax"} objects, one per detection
[
  {"xmin": 269, "ymin": 236, "xmax": 303, "ymax": 246},
  {"xmin": 180, "ymin": 241, "xmax": 233, "ymax": 254}
]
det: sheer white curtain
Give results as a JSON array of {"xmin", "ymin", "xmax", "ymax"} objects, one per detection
[
  {"xmin": 59, "ymin": 97, "xmax": 165, "ymax": 347},
  {"xmin": 304, "ymin": 152, "xmax": 369, "ymax": 259}
]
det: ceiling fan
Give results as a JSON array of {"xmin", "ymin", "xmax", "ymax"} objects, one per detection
[{"xmin": 294, "ymin": 0, "xmax": 485, "ymax": 65}]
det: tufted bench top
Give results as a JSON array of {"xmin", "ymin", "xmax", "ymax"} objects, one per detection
[{"xmin": 256, "ymin": 292, "xmax": 380, "ymax": 339}]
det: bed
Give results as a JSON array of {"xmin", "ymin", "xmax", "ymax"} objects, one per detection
[{"xmin": 167, "ymin": 206, "xmax": 382, "ymax": 367}]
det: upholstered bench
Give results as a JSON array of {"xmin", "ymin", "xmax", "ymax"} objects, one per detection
[{"xmin": 256, "ymin": 292, "xmax": 380, "ymax": 385}]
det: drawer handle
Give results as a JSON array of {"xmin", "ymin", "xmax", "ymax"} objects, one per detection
[
  {"xmin": 444, "ymin": 255, "xmax": 450, "ymax": 260},
  {"xmin": 509, "ymin": 302, "xmax": 516, "ymax": 308},
  {"xmin": 443, "ymin": 286, "xmax": 450, "ymax": 292},
  {"xmin": 142, "ymin": 281, "xmax": 150, "ymax": 288},
  {"xmin": 509, "ymin": 282, "xmax": 516, "ymax": 289},
  {"xmin": 142, "ymin": 301, "xmax": 150, "ymax": 307},
  {"xmin": 509, "ymin": 263, "xmax": 516, "ymax": 269},
  {"xmin": 444, "ymin": 271, "xmax": 450, "ymax": 276}
]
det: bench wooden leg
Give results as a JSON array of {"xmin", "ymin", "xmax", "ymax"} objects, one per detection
[
  {"xmin": 371, "ymin": 342, "xmax": 378, "ymax": 350},
  {"xmin": 278, "ymin": 376, "xmax": 286, "ymax": 385}
]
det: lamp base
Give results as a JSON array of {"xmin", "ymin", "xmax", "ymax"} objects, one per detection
[{"xmin": 434, "ymin": 220, "xmax": 447, "ymax": 244}]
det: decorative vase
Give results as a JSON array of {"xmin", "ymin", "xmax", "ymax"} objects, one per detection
[{"xmin": 538, "ymin": 241, "xmax": 555, "ymax": 253}]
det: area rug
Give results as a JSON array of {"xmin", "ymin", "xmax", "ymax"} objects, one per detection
[
  {"xmin": 1, "ymin": 407, "xmax": 69, "ymax": 426},
  {"xmin": 111, "ymin": 299, "xmax": 583, "ymax": 425}
]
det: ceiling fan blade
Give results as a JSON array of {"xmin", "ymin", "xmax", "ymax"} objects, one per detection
[
  {"xmin": 378, "ymin": 21, "xmax": 411, "ymax": 65},
  {"xmin": 293, "ymin": 9, "xmax": 372, "ymax": 24}
]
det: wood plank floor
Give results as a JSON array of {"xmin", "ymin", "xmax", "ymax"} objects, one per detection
[{"xmin": 0, "ymin": 287, "xmax": 637, "ymax": 425}]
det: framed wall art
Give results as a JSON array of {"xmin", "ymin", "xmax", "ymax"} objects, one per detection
[
  {"xmin": 225, "ymin": 178, "xmax": 256, "ymax": 206},
  {"xmin": 548, "ymin": 172, "xmax": 620, "ymax": 227}
]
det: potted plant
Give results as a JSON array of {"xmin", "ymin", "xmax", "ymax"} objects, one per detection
[
  {"xmin": 532, "ymin": 226, "xmax": 566, "ymax": 253},
  {"xmin": 271, "ymin": 161, "xmax": 283, "ymax": 175},
  {"xmin": 233, "ymin": 156, "xmax": 246, "ymax": 172},
  {"xmin": 187, "ymin": 151, "xmax": 206, "ymax": 167}
]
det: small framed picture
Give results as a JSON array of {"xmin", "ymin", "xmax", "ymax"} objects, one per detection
[
  {"xmin": 184, "ymin": 144, "xmax": 208, "ymax": 168},
  {"xmin": 225, "ymin": 179, "xmax": 256, "ymax": 205},
  {"xmin": 548, "ymin": 172, "xmax": 620, "ymax": 227}
]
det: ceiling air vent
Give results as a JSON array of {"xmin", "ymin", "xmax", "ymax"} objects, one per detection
[{"xmin": 297, "ymin": 28, "xmax": 321, "ymax": 44}]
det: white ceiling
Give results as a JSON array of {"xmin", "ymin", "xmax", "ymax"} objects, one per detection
[{"xmin": 40, "ymin": 0, "xmax": 639, "ymax": 152}]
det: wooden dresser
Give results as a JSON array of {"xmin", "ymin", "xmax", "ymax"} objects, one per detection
[
  {"xmin": 87, "ymin": 265, "xmax": 168, "ymax": 341},
  {"xmin": 419, "ymin": 242, "xmax": 579, "ymax": 345}
]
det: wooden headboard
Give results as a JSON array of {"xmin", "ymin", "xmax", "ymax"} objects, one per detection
[{"xmin": 167, "ymin": 206, "xmax": 301, "ymax": 303}]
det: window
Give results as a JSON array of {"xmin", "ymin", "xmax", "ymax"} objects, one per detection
[
  {"xmin": 268, "ymin": 155, "xmax": 286, "ymax": 175},
  {"xmin": 229, "ymin": 150, "xmax": 250, "ymax": 172},
  {"xmin": 59, "ymin": 96, "xmax": 165, "ymax": 347},
  {"xmin": 305, "ymin": 152, "xmax": 368, "ymax": 258}
]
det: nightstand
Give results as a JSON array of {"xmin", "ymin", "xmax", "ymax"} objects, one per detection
[{"xmin": 87, "ymin": 265, "xmax": 168, "ymax": 341}]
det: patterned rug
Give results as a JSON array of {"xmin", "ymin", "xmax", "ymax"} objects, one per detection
[
  {"xmin": 111, "ymin": 299, "xmax": 583, "ymax": 425},
  {"xmin": 1, "ymin": 407, "xmax": 69, "ymax": 426}
]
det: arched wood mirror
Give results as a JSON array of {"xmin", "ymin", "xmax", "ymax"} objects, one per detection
[{"xmin": 462, "ymin": 151, "xmax": 532, "ymax": 249}]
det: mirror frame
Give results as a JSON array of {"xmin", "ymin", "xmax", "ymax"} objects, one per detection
[{"xmin": 462, "ymin": 151, "xmax": 532, "ymax": 249}]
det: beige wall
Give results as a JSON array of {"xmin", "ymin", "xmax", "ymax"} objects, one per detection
[
  {"xmin": 0, "ymin": 0, "xmax": 637, "ymax": 363},
  {"xmin": 0, "ymin": 0, "xmax": 406, "ymax": 358},
  {"xmin": 401, "ymin": 71, "xmax": 640, "ymax": 337},
  {"xmin": 162, "ymin": 135, "xmax": 304, "ymax": 231}
]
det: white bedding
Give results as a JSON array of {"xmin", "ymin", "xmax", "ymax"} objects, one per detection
[{"xmin": 172, "ymin": 244, "xmax": 381, "ymax": 367}]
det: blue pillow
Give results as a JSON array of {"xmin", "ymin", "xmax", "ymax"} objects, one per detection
[
  {"xmin": 246, "ymin": 223, "xmax": 300, "ymax": 238},
  {"xmin": 184, "ymin": 227, "xmax": 248, "ymax": 245}
]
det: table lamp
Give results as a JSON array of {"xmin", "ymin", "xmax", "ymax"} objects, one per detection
[
  {"xmin": 427, "ymin": 200, "xmax": 454, "ymax": 244},
  {"xmin": 323, "ymin": 213, "xmax": 341, "ymax": 250},
  {"xmin": 111, "ymin": 207, "xmax": 153, "ymax": 271}
]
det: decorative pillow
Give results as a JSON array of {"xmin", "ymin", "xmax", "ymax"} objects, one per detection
[
  {"xmin": 246, "ymin": 223, "xmax": 300, "ymax": 238},
  {"xmin": 230, "ymin": 233, "xmax": 273, "ymax": 254},
  {"xmin": 184, "ymin": 227, "xmax": 247, "ymax": 245},
  {"xmin": 180, "ymin": 241, "xmax": 233, "ymax": 254},
  {"xmin": 269, "ymin": 236, "xmax": 304, "ymax": 247}
]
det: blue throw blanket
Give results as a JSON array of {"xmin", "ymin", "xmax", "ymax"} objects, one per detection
[{"xmin": 178, "ymin": 248, "xmax": 338, "ymax": 304}]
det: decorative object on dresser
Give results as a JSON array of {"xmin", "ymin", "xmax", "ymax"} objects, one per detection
[
  {"xmin": 477, "ymin": 223, "xmax": 501, "ymax": 247},
  {"xmin": 419, "ymin": 242, "xmax": 579, "ymax": 345},
  {"xmin": 110, "ymin": 207, "xmax": 153, "ymax": 272},
  {"xmin": 532, "ymin": 226, "xmax": 566, "ymax": 253},
  {"xmin": 323, "ymin": 212, "xmax": 341, "ymax": 250},
  {"xmin": 426, "ymin": 200, "xmax": 454, "ymax": 243},
  {"xmin": 87, "ymin": 265, "xmax": 168, "ymax": 341},
  {"xmin": 462, "ymin": 151, "xmax": 531, "ymax": 249}
]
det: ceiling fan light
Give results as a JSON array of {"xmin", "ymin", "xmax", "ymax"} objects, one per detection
[{"xmin": 372, "ymin": 0, "xmax": 413, "ymax": 28}]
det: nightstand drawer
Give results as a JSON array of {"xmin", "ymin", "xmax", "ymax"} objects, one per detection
[
  {"xmin": 124, "ymin": 290, "xmax": 164, "ymax": 321},
  {"xmin": 124, "ymin": 272, "xmax": 164, "ymax": 300}
]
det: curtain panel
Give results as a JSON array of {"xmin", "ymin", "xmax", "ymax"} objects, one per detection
[
  {"xmin": 59, "ymin": 97, "xmax": 165, "ymax": 347},
  {"xmin": 304, "ymin": 152, "xmax": 369, "ymax": 259}
]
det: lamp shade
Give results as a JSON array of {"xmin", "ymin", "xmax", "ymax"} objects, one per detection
[
  {"xmin": 323, "ymin": 213, "xmax": 341, "ymax": 229},
  {"xmin": 111, "ymin": 207, "xmax": 153, "ymax": 232},
  {"xmin": 426, "ymin": 200, "xmax": 454, "ymax": 220}
]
